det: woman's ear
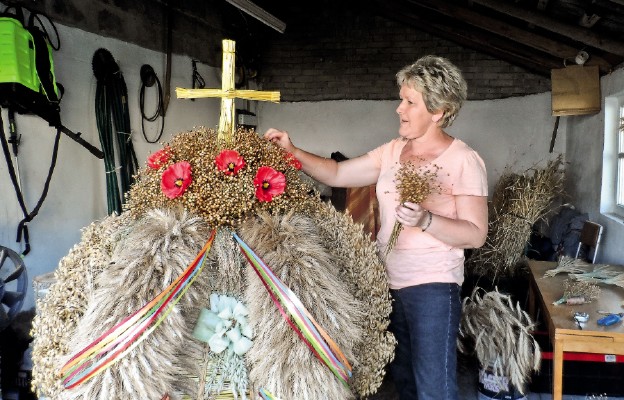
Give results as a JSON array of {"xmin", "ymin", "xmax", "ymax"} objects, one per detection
[{"xmin": 432, "ymin": 110, "xmax": 444, "ymax": 123}]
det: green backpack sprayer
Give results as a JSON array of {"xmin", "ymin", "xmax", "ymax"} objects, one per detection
[
  {"xmin": 0, "ymin": 7, "xmax": 62, "ymax": 125},
  {"xmin": 0, "ymin": 6, "xmax": 104, "ymax": 255}
]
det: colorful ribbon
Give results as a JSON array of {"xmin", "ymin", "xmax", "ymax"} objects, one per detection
[
  {"xmin": 259, "ymin": 387, "xmax": 279, "ymax": 400},
  {"xmin": 232, "ymin": 232, "xmax": 352, "ymax": 386},
  {"xmin": 60, "ymin": 230, "xmax": 216, "ymax": 389}
]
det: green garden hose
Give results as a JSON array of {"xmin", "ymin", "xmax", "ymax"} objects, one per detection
[{"xmin": 92, "ymin": 48, "xmax": 138, "ymax": 215}]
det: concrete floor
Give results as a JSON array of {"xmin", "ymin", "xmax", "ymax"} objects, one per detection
[{"xmin": 367, "ymin": 358, "xmax": 622, "ymax": 400}]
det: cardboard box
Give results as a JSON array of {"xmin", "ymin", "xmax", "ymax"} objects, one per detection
[{"xmin": 551, "ymin": 65, "xmax": 601, "ymax": 116}]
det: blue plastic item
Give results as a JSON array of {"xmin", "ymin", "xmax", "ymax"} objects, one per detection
[{"xmin": 597, "ymin": 313, "xmax": 624, "ymax": 326}]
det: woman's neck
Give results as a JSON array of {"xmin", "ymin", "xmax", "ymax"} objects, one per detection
[{"xmin": 401, "ymin": 131, "xmax": 453, "ymax": 164}]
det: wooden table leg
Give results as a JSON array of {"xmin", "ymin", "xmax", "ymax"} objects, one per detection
[
  {"xmin": 527, "ymin": 282, "xmax": 535, "ymax": 320},
  {"xmin": 553, "ymin": 335, "xmax": 564, "ymax": 400}
]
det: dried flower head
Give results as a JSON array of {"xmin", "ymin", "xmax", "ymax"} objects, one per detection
[
  {"xmin": 147, "ymin": 146, "xmax": 171, "ymax": 170},
  {"xmin": 161, "ymin": 161, "xmax": 192, "ymax": 199},
  {"xmin": 215, "ymin": 149, "xmax": 246, "ymax": 176}
]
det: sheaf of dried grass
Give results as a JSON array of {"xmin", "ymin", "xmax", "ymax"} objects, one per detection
[
  {"xmin": 466, "ymin": 156, "xmax": 565, "ymax": 280},
  {"xmin": 55, "ymin": 208, "xmax": 212, "ymax": 400},
  {"xmin": 312, "ymin": 203, "xmax": 396, "ymax": 398},
  {"xmin": 543, "ymin": 256, "xmax": 593, "ymax": 277},
  {"xmin": 31, "ymin": 212, "xmax": 132, "ymax": 398},
  {"xmin": 239, "ymin": 211, "xmax": 365, "ymax": 400},
  {"xmin": 174, "ymin": 229, "xmax": 250, "ymax": 399},
  {"xmin": 458, "ymin": 288, "xmax": 541, "ymax": 394}
]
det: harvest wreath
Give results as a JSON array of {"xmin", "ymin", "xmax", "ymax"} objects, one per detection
[{"xmin": 31, "ymin": 127, "xmax": 396, "ymax": 400}]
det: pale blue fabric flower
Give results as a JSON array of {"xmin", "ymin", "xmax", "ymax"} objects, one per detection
[{"xmin": 193, "ymin": 294, "xmax": 253, "ymax": 356}]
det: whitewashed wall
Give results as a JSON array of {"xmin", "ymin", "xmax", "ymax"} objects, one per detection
[
  {"xmin": 1, "ymin": 23, "xmax": 568, "ymax": 310},
  {"xmin": 564, "ymin": 67, "xmax": 624, "ymax": 265},
  {"xmin": 256, "ymin": 92, "xmax": 565, "ymax": 195}
]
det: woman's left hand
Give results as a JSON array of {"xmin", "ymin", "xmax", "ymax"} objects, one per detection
[{"xmin": 396, "ymin": 202, "xmax": 430, "ymax": 229}]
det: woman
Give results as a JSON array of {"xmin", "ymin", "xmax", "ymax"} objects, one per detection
[{"xmin": 264, "ymin": 55, "xmax": 488, "ymax": 400}]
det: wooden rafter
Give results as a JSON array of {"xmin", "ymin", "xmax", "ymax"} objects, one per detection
[
  {"xmin": 470, "ymin": 0, "xmax": 624, "ymax": 56},
  {"xmin": 406, "ymin": 0, "xmax": 613, "ymax": 74},
  {"xmin": 375, "ymin": 0, "xmax": 562, "ymax": 77}
]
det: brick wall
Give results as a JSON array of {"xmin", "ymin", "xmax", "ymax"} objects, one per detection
[
  {"xmin": 7, "ymin": 0, "xmax": 551, "ymax": 102},
  {"xmin": 256, "ymin": 4, "xmax": 551, "ymax": 102}
]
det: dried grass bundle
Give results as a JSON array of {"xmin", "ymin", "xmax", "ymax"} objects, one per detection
[
  {"xmin": 547, "ymin": 257, "xmax": 624, "ymax": 291},
  {"xmin": 458, "ymin": 288, "xmax": 541, "ymax": 394},
  {"xmin": 31, "ymin": 212, "xmax": 132, "ymax": 398},
  {"xmin": 312, "ymin": 203, "xmax": 396, "ymax": 397},
  {"xmin": 385, "ymin": 160, "xmax": 440, "ymax": 256},
  {"xmin": 175, "ymin": 229, "xmax": 250, "ymax": 400},
  {"xmin": 55, "ymin": 208, "xmax": 212, "ymax": 400},
  {"xmin": 239, "ymin": 211, "xmax": 365, "ymax": 400},
  {"xmin": 552, "ymin": 279, "xmax": 601, "ymax": 305},
  {"xmin": 602, "ymin": 273, "xmax": 624, "ymax": 289},
  {"xmin": 569, "ymin": 266, "xmax": 624, "ymax": 290},
  {"xmin": 466, "ymin": 156, "xmax": 565, "ymax": 280},
  {"xmin": 543, "ymin": 256, "xmax": 593, "ymax": 278}
]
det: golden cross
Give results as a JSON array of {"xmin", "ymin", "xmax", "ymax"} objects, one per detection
[{"xmin": 176, "ymin": 39, "xmax": 280, "ymax": 146}]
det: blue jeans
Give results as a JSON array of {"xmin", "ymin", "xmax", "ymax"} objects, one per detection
[{"xmin": 388, "ymin": 283, "xmax": 461, "ymax": 400}]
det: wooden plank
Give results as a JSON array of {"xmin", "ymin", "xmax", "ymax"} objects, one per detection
[
  {"xmin": 557, "ymin": 336, "xmax": 624, "ymax": 355},
  {"xmin": 554, "ymin": 335, "xmax": 564, "ymax": 400},
  {"xmin": 407, "ymin": 0, "xmax": 613, "ymax": 74},
  {"xmin": 470, "ymin": 0, "xmax": 624, "ymax": 56}
]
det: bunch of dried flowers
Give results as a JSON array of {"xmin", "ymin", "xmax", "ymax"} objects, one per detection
[
  {"xmin": 125, "ymin": 127, "xmax": 317, "ymax": 227},
  {"xmin": 553, "ymin": 278, "xmax": 601, "ymax": 305},
  {"xmin": 385, "ymin": 160, "xmax": 440, "ymax": 257}
]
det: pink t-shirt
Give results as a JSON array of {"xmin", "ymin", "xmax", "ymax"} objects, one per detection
[{"xmin": 368, "ymin": 137, "xmax": 488, "ymax": 289}]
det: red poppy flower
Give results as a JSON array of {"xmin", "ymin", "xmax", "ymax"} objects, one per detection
[
  {"xmin": 253, "ymin": 166, "xmax": 286, "ymax": 202},
  {"xmin": 147, "ymin": 147, "xmax": 170, "ymax": 169},
  {"xmin": 161, "ymin": 161, "xmax": 192, "ymax": 199},
  {"xmin": 285, "ymin": 152, "xmax": 302, "ymax": 170},
  {"xmin": 215, "ymin": 149, "xmax": 246, "ymax": 176}
]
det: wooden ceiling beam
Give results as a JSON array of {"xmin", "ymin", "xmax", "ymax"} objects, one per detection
[
  {"xmin": 607, "ymin": 0, "xmax": 624, "ymax": 6},
  {"xmin": 407, "ymin": 0, "xmax": 613, "ymax": 74},
  {"xmin": 471, "ymin": 0, "xmax": 624, "ymax": 56},
  {"xmin": 375, "ymin": 1, "xmax": 560, "ymax": 77}
]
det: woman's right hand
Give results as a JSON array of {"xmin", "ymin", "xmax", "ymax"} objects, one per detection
[{"xmin": 264, "ymin": 128, "xmax": 296, "ymax": 153}]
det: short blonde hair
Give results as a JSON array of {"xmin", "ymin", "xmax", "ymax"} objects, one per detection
[{"xmin": 396, "ymin": 55, "xmax": 467, "ymax": 128}]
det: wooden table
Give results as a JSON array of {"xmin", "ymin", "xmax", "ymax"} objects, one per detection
[{"xmin": 527, "ymin": 260, "xmax": 624, "ymax": 400}]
